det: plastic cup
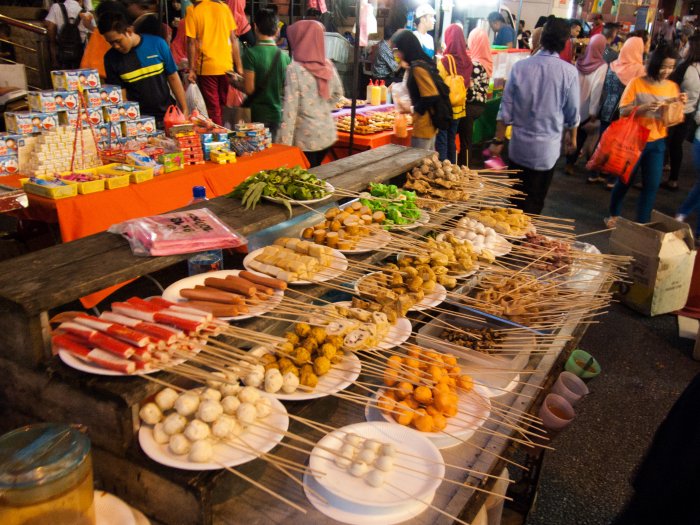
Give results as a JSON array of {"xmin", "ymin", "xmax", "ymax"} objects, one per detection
[
  {"xmin": 551, "ymin": 371, "xmax": 589, "ymax": 406},
  {"xmin": 187, "ymin": 249, "xmax": 223, "ymax": 276},
  {"xmin": 538, "ymin": 393, "xmax": 575, "ymax": 431},
  {"xmin": 565, "ymin": 349, "xmax": 601, "ymax": 380}
]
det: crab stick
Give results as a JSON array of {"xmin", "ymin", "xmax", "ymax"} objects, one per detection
[
  {"xmin": 99, "ymin": 312, "xmax": 179, "ymax": 345},
  {"xmin": 111, "ymin": 302, "xmax": 202, "ymax": 332},
  {"xmin": 59, "ymin": 322, "xmax": 135, "ymax": 359},
  {"xmin": 75, "ymin": 314, "xmax": 151, "ymax": 348},
  {"xmin": 53, "ymin": 334, "xmax": 136, "ymax": 374}
]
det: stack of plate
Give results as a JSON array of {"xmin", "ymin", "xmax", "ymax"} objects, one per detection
[{"xmin": 304, "ymin": 422, "xmax": 444, "ymax": 524}]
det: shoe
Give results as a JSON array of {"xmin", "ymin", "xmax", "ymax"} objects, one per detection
[
  {"xmin": 661, "ymin": 180, "xmax": 679, "ymax": 191},
  {"xmin": 605, "ymin": 181, "xmax": 615, "ymax": 190},
  {"xmin": 564, "ymin": 164, "xmax": 575, "ymax": 176},
  {"xmin": 587, "ymin": 175, "xmax": 605, "ymax": 183},
  {"xmin": 604, "ymin": 216, "xmax": 618, "ymax": 228}
]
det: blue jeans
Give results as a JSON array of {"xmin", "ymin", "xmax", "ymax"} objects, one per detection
[
  {"xmin": 609, "ymin": 138, "xmax": 666, "ymax": 223},
  {"xmin": 678, "ymin": 139, "xmax": 700, "ymax": 236},
  {"xmin": 435, "ymin": 118, "xmax": 460, "ymax": 162}
]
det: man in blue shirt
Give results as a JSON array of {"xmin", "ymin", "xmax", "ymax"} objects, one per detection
[
  {"xmin": 489, "ymin": 17, "xmax": 580, "ymax": 215},
  {"xmin": 488, "ymin": 12, "xmax": 515, "ymax": 48}
]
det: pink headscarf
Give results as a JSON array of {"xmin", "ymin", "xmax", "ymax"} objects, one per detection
[
  {"xmin": 610, "ymin": 36, "xmax": 646, "ymax": 86},
  {"xmin": 441, "ymin": 24, "xmax": 473, "ymax": 89},
  {"xmin": 467, "ymin": 27, "xmax": 493, "ymax": 78},
  {"xmin": 577, "ymin": 34, "xmax": 607, "ymax": 75},
  {"xmin": 287, "ymin": 20, "xmax": 334, "ymax": 100}
]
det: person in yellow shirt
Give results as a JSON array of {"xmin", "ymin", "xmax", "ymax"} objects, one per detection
[{"xmin": 185, "ymin": 0, "xmax": 242, "ymax": 125}]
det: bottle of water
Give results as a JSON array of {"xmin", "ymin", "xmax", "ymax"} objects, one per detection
[{"xmin": 187, "ymin": 186, "xmax": 224, "ymax": 276}]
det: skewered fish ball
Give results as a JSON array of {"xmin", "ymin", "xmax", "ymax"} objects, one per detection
[
  {"xmin": 200, "ymin": 388, "xmax": 222, "ymax": 402},
  {"xmin": 340, "ymin": 443, "xmax": 357, "ymax": 460},
  {"xmin": 249, "ymin": 345, "xmax": 271, "ymax": 358},
  {"xmin": 264, "ymin": 368, "xmax": 283, "ymax": 393},
  {"xmin": 244, "ymin": 369, "xmax": 264, "ymax": 388},
  {"xmin": 281, "ymin": 371, "xmax": 300, "ymax": 393},
  {"xmin": 197, "ymin": 399, "xmax": 224, "ymax": 423},
  {"xmin": 184, "ymin": 419, "xmax": 211, "ymax": 442},
  {"xmin": 363, "ymin": 439, "xmax": 381, "ymax": 454},
  {"xmin": 237, "ymin": 402, "xmax": 257, "ymax": 425},
  {"xmin": 152, "ymin": 423, "xmax": 169, "ymax": 445},
  {"xmin": 155, "ymin": 388, "xmax": 179, "ymax": 411},
  {"xmin": 379, "ymin": 443, "xmax": 396, "ymax": 458},
  {"xmin": 189, "ymin": 440, "xmax": 213, "ymax": 463},
  {"xmin": 349, "ymin": 460, "xmax": 369, "ymax": 477},
  {"xmin": 375, "ymin": 455, "xmax": 394, "ymax": 472},
  {"xmin": 344, "ymin": 433, "xmax": 362, "ymax": 447},
  {"xmin": 255, "ymin": 397, "xmax": 273, "ymax": 419},
  {"xmin": 295, "ymin": 322, "xmax": 311, "ymax": 338},
  {"xmin": 211, "ymin": 416, "xmax": 236, "ymax": 438},
  {"xmin": 139, "ymin": 403, "xmax": 163, "ymax": 425},
  {"xmin": 162, "ymin": 413, "xmax": 187, "ymax": 436},
  {"xmin": 220, "ymin": 380, "xmax": 241, "ymax": 397},
  {"xmin": 238, "ymin": 386, "xmax": 261, "ymax": 405},
  {"xmin": 206, "ymin": 372, "xmax": 227, "ymax": 390},
  {"xmin": 357, "ymin": 448, "xmax": 376, "ymax": 465},
  {"xmin": 169, "ymin": 434, "xmax": 191, "ymax": 455},
  {"xmin": 335, "ymin": 455, "xmax": 352, "ymax": 469},
  {"xmin": 221, "ymin": 395, "xmax": 241, "ymax": 415},
  {"xmin": 366, "ymin": 469, "xmax": 385, "ymax": 488},
  {"xmin": 174, "ymin": 392, "xmax": 200, "ymax": 417}
]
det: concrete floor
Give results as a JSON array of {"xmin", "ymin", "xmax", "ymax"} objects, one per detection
[{"xmin": 524, "ymin": 150, "xmax": 700, "ymax": 525}]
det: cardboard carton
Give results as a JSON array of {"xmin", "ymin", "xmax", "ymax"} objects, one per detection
[{"xmin": 609, "ymin": 211, "xmax": 697, "ymax": 316}]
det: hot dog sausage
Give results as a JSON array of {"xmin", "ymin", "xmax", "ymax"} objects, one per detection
[
  {"xmin": 239, "ymin": 270, "xmax": 287, "ymax": 291},
  {"xmin": 204, "ymin": 276, "xmax": 257, "ymax": 297}
]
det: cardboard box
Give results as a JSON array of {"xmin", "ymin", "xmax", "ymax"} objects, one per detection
[
  {"xmin": 86, "ymin": 85, "xmax": 123, "ymax": 108},
  {"xmin": 28, "ymin": 90, "xmax": 80, "ymax": 112},
  {"xmin": 122, "ymin": 117, "xmax": 156, "ymax": 137},
  {"xmin": 103, "ymin": 102, "xmax": 141, "ymax": 123},
  {"xmin": 0, "ymin": 155, "xmax": 19, "ymax": 175},
  {"xmin": 4, "ymin": 111, "xmax": 59, "ymax": 134},
  {"xmin": 51, "ymin": 69, "xmax": 100, "ymax": 91},
  {"xmin": 0, "ymin": 134, "xmax": 20, "ymax": 157},
  {"xmin": 609, "ymin": 211, "xmax": 697, "ymax": 316}
]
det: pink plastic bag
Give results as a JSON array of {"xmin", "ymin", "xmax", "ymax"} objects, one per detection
[{"xmin": 108, "ymin": 208, "xmax": 247, "ymax": 256}]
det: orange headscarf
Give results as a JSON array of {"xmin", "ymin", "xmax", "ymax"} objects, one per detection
[
  {"xmin": 467, "ymin": 28, "xmax": 493, "ymax": 78},
  {"xmin": 610, "ymin": 36, "xmax": 646, "ymax": 86}
]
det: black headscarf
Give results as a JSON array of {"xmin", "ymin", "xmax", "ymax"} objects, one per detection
[{"xmin": 391, "ymin": 30, "xmax": 441, "ymax": 116}]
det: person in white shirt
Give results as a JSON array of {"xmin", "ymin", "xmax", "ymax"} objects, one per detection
[
  {"xmin": 45, "ymin": 0, "xmax": 94, "ymax": 67},
  {"xmin": 413, "ymin": 4, "xmax": 436, "ymax": 59}
]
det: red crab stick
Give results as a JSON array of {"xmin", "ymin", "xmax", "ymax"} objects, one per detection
[
  {"xmin": 99, "ymin": 312, "xmax": 183, "ymax": 344},
  {"xmin": 53, "ymin": 334, "xmax": 136, "ymax": 374},
  {"xmin": 75, "ymin": 314, "xmax": 151, "ymax": 348},
  {"xmin": 59, "ymin": 322, "xmax": 135, "ymax": 359},
  {"xmin": 111, "ymin": 302, "xmax": 203, "ymax": 333}
]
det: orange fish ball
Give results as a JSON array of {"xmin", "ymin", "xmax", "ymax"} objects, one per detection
[
  {"xmin": 432, "ymin": 413, "xmax": 448, "ymax": 432},
  {"xmin": 413, "ymin": 385, "xmax": 433, "ymax": 405},
  {"xmin": 378, "ymin": 393, "xmax": 396, "ymax": 414},
  {"xmin": 383, "ymin": 368, "xmax": 399, "ymax": 387},
  {"xmin": 425, "ymin": 405, "xmax": 440, "ymax": 417},
  {"xmin": 443, "ymin": 355, "xmax": 458, "ymax": 367},
  {"xmin": 394, "ymin": 401, "xmax": 414, "ymax": 426},
  {"xmin": 395, "ymin": 381, "xmax": 414, "ymax": 400},
  {"xmin": 458, "ymin": 375, "xmax": 474, "ymax": 392},
  {"xmin": 387, "ymin": 355, "xmax": 403, "ymax": 369},
  {"xmin": 414, "ymin": 413, "xmax": 434, "ymax": 433}
]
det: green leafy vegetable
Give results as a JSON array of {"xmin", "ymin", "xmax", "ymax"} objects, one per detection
[{"xmin": 359, "ymin": 183, "xmax": 423, "ymax": 226}]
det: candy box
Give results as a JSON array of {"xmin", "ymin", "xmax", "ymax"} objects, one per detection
[
  {"xmin": 0, "ymin": 155, "xmax": 20, "ymax": 175},
  {"xmin": 86, "ymin": 85, "xmax": 122, "ymax": 108},
  {"xmin": 94, "ymin": 123, "xmax": 122, "ymax": 143},
  {"xmin": 0, "ymin": 134, "xmax": 20, "ymax": 157},
  {"xmin": 103, "ymin": 102, "xmax": 141, "ymax": 123},
  {"xmin": 51, "ymin": 69, "xmax": 100, "ymax": 91},
  {"xmin": 158, "ymin": 152, "xmax": 184, "ymax": 173},
  {"xmin": 58, "ymin": 110, "xmax": 88, "ymax": 129},
  {"xmin": 28, "ymin": 90, "xmax": 80, "ymax": 112},
  {"xmin": 5, "ymin": 111, "xmax": 59, "ymax": 134},
  {"xmin": 122, "ymin": 117, "xmax": 156, "ymax": 137},
  {"xmin": 202, "ymin": 141, "xmax": 228, "ymax": 160}
]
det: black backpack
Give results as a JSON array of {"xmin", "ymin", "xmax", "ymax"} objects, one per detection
[{"xmin": 56, "ymin": 3, "xmax": 84, "ymax": 66}]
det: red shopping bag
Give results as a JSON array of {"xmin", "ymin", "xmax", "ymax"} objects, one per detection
[
  {"xmin": 164, "ymin": 105, "xmax": 186, "ymax": 133},
  {"xmin": 586, "ymin": 109, "xmax": 650, "ymax": 184}
]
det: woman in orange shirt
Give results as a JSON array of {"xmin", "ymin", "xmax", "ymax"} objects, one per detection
[{"xmin": 607, "ymin": 44, "xmax": 687, "ymax": 226}]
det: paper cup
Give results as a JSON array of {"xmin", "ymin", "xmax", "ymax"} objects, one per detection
[
  {"xmin": 538, "ymin": 393, "xmax": 575, "ymax": 431},
  {"xmin": 551, "ymin": 371, "xmax": 589, "ymax": 406}
]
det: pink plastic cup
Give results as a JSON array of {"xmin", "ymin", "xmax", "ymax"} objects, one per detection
[
  {"xmin": 551, "ymin": 371, "xmax": 590, "ymax": 406},
  {"xmin": 538, "ymin": 393, "xmax": 575, "ymax": 431}
]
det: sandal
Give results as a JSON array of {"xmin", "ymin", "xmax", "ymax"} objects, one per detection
[{"xmin": 604, "ymin": 216, "xmax": 618, "ymax": 228}]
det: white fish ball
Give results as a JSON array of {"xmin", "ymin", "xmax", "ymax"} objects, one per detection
[
  {"xmin": 264, "ymin": 369, "xmax": 283, "ymax": 393},
  {"xmin": 238, "ymin": 386, "xmax": 261, "ymax": 405},
  {"xmin": 221, "ymin": 396, "xmax": 241, "ymax": 415},
  {"xmin": 220, "ymin": 381, "xmax": 241, "ymax": 397},
  {"xmin": 197, "ymin": 399, "xmax": 224, "ymax": 423},
  {"xmin": 189, "ymin": 439, "xmax": 213, "ymax": 463},
  {"xmin": 357, "ymin": 448, "xmax": 376, "ymax": 465},
  {"xmin": 184, "ymin": 419, "xmax": 211, "ymax": 442},
  {"xmin": 206, "ymin": 371, "xmax": 227, "ymax": 390},
  {"xmin": 466, "ymin": 231, "xmax": 477, "ymax": 241},
  {"xmin": 363, "ymin": 439, "xmax": 381, "ymax": 453},
  {"xmin": 228, "ymin": 419, "xmax": 244, "ymax": 437},
  {"xmin": 335, "ymin": 455, "xmax": 352, "ymax": 469},
  {"xmin": 162, "ymin": 413, "xmax": 187, "ymax": 436},
  {"xmin": 340, "ymin": 443, "xmax": 357, "ymax": 460},
  {"xmin": 344, "ymin": 433, "xmax": 362, "ymax": 447},
  {"xmin": 211, "ymin": 416, "xmax": 236, "ymax": 438},
  {"xmin": 281, "ymin": 372, "xmax": 300, "ymax": 394},
  {"xmin": 379, "ymin": 443, "xmax": 396, "ymax": 458},
  {"xmin": 237, "ymin": 402, "xmax": 257, "ymax": 425},
  {"xmin": 249, "ymin": 345, "xmax": 271, "ymax": 358},
  {"xmin": 349, "ymin": 461, "xmax": 369, "ymax": 477},
  {"xmin": 255, "ymin": 397, "xmax": 273, "ymax": 419},
  {"xmin": 200, "ymin": 387, "xmax": 222, "ymax": 402},
  {"xmin": 224, "ymin": 367, "xmax": 240, "ymax": 383},
  {"xmin": 375, "ymin": 455, "xmax": 394, "ymax": 472},
  {"xmin": 243, "ymin": 370, "xmax": 264, "ymax": 388},
  {"xmin": 139, "ymin": 403, "xmax": 162, "ymax": 425},
  {"xmin": 152, "ymin": 423, "xmax": 169, "ymax": 445},
  {"xmin": 154, "ymin": 388, "xmax": 179, "ymax": 411},
  {"xmin": 168, "ymin": 433, "xmax": 191, "ymax": 455},
  {"xmin": 174, "ymin": 392, "xmax": 200, "ymax": 417},
  {"xmin": 366, "ymin": 469, "xmax": 385, "ymax": 487}
]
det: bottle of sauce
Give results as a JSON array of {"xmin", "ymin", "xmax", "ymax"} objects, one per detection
[
  {"xmin": 370, "ymin": 82, "xmax": 382, "ymax": 106},
  {"xmin": 379, "ymin": 80, "xmax": 387, "ymax": 104},
  {"xmin": 365, "ymin": 80, "xmax": 374, "ymax": 102},
  {"xmin": 187, "ymin": 185, "xmax": 224, "ymax": 276}
]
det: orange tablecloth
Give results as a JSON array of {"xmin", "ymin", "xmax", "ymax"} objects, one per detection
[{"xmin": 0, "ymin": 144, "xmax": 308, "ymax": 242}]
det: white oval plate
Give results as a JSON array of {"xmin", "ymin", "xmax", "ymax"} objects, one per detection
[
  {"xmin": 271, "ymin": 352, "xmax": 361, "ymax": 401},
  {"xmin": 138, "ymin": 393, "xmax": 288, "ymax": 471},
  {"xmin": 243, "ymin": 247, "xmax": 348, "ymax": 285},
  {"xmin": 161, "ymin": 270, "xmax": 284, "ymax": 321},
  {"xmin": 308, "ymin": 421, "xmax": 444, "ymax": 509},
  {"xmin": 339, "ymin": 229, "xmax": 393, "ymax": 254},
  {"xmin": 263, "ymin": 181, "xmax": 334, "ymax": 206},
  {"xmin": 332, "ymin": 301, "xmax": 412, "ymax": 350},
  {"xmin": 355, "ymin": 272, "xmax": 446, "ymax": 312},
  {"xmin": 95, "ymin": 490, "xmax": 136, "ymax": 525},
  {"xmin": 57, "ymin": 347, "xmax": 198, "ymax": 377}
]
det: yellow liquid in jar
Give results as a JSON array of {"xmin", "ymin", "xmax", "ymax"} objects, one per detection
[{"xmin": 0, "ymin": 466, "xmax": 95, "ymax": 525}]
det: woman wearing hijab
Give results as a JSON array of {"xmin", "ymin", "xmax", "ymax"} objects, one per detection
[
  {"xmin": 436, "ymin": 24, "xmax": 473, "ymax": 162},
  {"xmin": 590, "ymin": 35, "xmax": 648, "ymax": 186},
  {"xmin": 457, "ymin": 27, "xmax": 492, "ymax": 165},
  {"xmin": 565, "ymin": 34, "xmax": 609, "ymax": 175},
  {"xmin": 278, "ymin": 20, "xmax": 343, "ymax": 167},
  {"xmin": 393, "ymin": 30, "xmax": 442, "ymax": 150}
]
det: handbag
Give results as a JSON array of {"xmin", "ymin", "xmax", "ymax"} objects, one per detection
[{"xmin": 660, "ymin": 100, "xmax": 685, "ymax": 127}]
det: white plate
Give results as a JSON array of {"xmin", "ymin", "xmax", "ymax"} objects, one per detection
[
  {"xmin": 161, "ymin": 270, "xmax": 284, "ymax": 321},
  {"xmin": 473, "ymin": 373, "xmax": 520, "ymax": 399},
  {"xmin": 263, "ymin": 181, "xmax": 334, "ymax": 206},
  {"xmin": 243, "ymin": 247, "xmax": 348, "ymax": 285},
  {"xmin": 355, "ymin": 272, "xmax": 447, "ymax": 312},
  {"xmin": 308, "ymin": 421, "xmax": 444, "ymax": 509},
  {"xmin": 138, "ymin": 393, "xmax": 288, "ymax": 471},
  {"xmin": 367, "ymin": 385, "xmax": 491, "ymax": 449},
  {"xmin": 271, "ymin": 352, "xmax": 361, "ymax": 401},
  {"xmin": 57, "ymin": 348, "xmax": 197, "ymax": 377},
  {"xmin": 333, "ymin": 301, "xmax": 412, "ymax": 350},
  {"xmin": 304, "ymin": 472, "xmax": 429, "ymax": 524},
  {"xmin": 339, "ymin": 229, "xmax": 392, "ymax": 254},
  {"xmin": 387, "ymin": 209, "xmax": 430, "ymax": 230},
  {"xmin": 95, "ymin": 490, "xmax": 136, "ymax": 525},
  {"xmin": 446, "ymin": 229, "xmax": 512, "ymax": 259}
]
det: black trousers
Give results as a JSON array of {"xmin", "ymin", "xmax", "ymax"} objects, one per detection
[
  {"xmin": 458, "ymin": 103, "xmax": 485, "ymax": 166},
  {"xmin": 507, "ymin": 159, "xmax": 555, "ymax": 215},
  {"xmin": 666, "ymin": 112, "xmax": 693, "ymax": 182},
  {"xmin": 304, "ymin": 148, "xmax": 329, "ymax": 168}
]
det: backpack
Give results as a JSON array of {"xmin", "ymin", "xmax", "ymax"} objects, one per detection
[
  {"xmin": 56, "ymin": 3, "xmax": 84, "ymax": 66},
  {"xmin": 429, "ymin": 68, "xmax": 454, "ymax": 131},
  {"xmin": 443, "ymin": 54, "xmax": 467, "ymax": 118}
]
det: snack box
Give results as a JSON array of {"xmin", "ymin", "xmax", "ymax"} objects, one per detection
[
  {"xmin": 210, "ymin": 148, "xmax": 236, "ymax": 164},
  {"xmin": 94, "ymin": 123, "xmax": 122, "ymax": 143},
  {"xmin": 158, "ymin": 152, "xmax": 184, "ymax": 173},
  {"xmin": 168, "ymin": 123, "xmax": 195, "ymax": 137},
  {"xmin": 57, "ymin": 110, "xmax": 89, "ymax": 129},
  {"xmin": 103, "ymin": 101, "xmax": 141, "ymax": 123},
  {"xmin": 28, "ymin": 90, "xmax": 81, "ymax": 113},
  {"xmin": 122, "ymin": 117, "xmax": 157, "ymax": 137},
  {"xmin": 202, "ymin": 141, "xmax": 228, "ymax": 160},
  {"xmin": 100, "ymin": 163, "xmax": 154, "ymax": 184},
  {"xmin": 20, "ymin": 176, "xmax": 78, "ymax": 199},
  {"xmin": 234, "ymin": 122, "xmax": 265, "ymax": 132},
  {"xmin": 51, "ymin": 69, "xmax": 100, "ymax": 91},
  {"xmin": 59, "ymin": 168, "xmax": 106, "ymax": 194},
  {"xmin": 0, "ymin": 134, "xmax": 20, "ymax": 157},
  {"xmin": 85, "ymin": 85, "xmax": 122, "ymax": 108},
  {"xmin": 0, "ymin": 155, "xmax": 20, "ymax": 175},
  {"xmin": 5, "ymin": 112, "xmax": 59, "ymax": 135}
]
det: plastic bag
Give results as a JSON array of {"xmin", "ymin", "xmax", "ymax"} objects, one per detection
[
  {"xmin": 391, "ymin": 81, "xmax": 412, "ymax": 114},
  {"xmin": 586, "ymin": 109, "xmax": 650, "ymax": 184},
  {"xmin": 186, "ymin": 82, "xmax": 209, "ymax": 118},
  {"xmin": 394, "ymin": 113, "xmax": 407, "ymax": 138},
  {"xmin": 164, "ymin": 105, "xmax": 186, "ymax": 133},
  {"xmin": 108, "ymin": 208, "xmax": 247, "ymax": 256}
]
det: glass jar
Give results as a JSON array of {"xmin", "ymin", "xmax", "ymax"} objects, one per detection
[{"xmin": 0, "ymin": 423, "xmax": 95, "ymax": 525}]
